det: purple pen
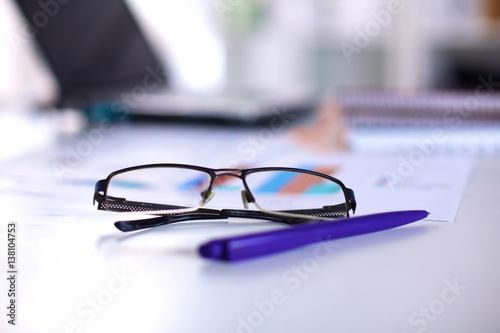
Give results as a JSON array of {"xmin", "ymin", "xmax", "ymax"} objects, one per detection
[{"xmin": 199, "ymin": 210, "xmax": 429, "ymax": 262}]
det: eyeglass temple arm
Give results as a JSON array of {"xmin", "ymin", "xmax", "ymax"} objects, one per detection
[
  {"xmin": 113, "ymin": 203, "xmax": 350, "ymax": 232},
  {"xmin": 114, "ymin": 214, "xmax": 229, "ymax": 231},
  {"xmin": 114, "ymin": 210, "xmax": 305, "ymax": 232}
]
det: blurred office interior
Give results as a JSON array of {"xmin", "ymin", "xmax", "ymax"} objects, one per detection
[{"xmin": 1, "ymin": 0, "xmax": 500, "ymax": 159}]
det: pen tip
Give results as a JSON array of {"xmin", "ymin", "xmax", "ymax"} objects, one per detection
[{"xmin": 199, "ymin": 241, "xmax": 224, "ymax": 260}]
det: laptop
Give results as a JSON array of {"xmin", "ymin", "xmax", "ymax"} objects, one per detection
[{"xmin": 13, "ymin": 0, "xmax": 317, "ymax": 125}]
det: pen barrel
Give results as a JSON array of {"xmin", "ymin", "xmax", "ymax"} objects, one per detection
[
  {"xmin": 224, "ymin": 231, "xmax": 318, "ymax": 261},
  {"xmin": 200, "ymin": 210, "xmax": 428, "ymax": 261}
]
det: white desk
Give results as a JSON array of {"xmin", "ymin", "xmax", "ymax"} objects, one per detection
[{"xmin": 1, "ymin": 123, "xmax": 499, "ymax": 333}]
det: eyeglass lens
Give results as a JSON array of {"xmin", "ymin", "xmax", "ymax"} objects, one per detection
[
  {"xmin": 106, "ymin": 167, "xmax": 212, "ymax": 209},
  {"xmin": 244, "ymin": 169, "xmax": 345, "ymax": 212}
]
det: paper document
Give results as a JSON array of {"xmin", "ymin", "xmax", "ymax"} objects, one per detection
[{"xmin": 0, "ymin": 124, "xmax": 472, "ymax": 222}]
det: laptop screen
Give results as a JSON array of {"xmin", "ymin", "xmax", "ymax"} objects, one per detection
[{"xmin": 13, "ymin": 0, "xmax": 167, "ymax": 92}]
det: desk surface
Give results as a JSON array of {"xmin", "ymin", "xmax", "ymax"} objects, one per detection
[{"xmin": 0, "ymin": 122, "xmax": 499, "ymax": 333}]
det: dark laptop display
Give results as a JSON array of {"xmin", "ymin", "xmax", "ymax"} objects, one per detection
[{"xmin": 14, "ymin": 0, "xmax": 166, "ymax": 98}]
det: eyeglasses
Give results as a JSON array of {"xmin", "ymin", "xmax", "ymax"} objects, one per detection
[{"xmin": 93, "ymin": 164, "xmax": 357, "ymax": 231}]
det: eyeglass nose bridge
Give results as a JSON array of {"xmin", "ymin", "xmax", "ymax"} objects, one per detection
[
  {"xmin": 207, "ymin": 171, "xmax": 257, "ymax": 207},
  {"xmin": 213, "ymin": 170, "xmax": 244, "ymax": 178}
]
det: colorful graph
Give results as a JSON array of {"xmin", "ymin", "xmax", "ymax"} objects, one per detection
[{"xmin": 255, "ymin": 166, "xmax": 339, "ymax": 194}]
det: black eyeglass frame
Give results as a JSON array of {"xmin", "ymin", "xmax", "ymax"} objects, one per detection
[{"xmin": 94, "ymin": 164, "xmax": 357, "ymax": 232}]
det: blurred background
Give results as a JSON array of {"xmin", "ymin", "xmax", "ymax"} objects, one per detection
[
  {"xmin": 1, "ymin": 0, "xmax": 500, "ymax": 159},
  {"xmin": 2, "ymin": 0, "xmax": 500, "ymax": 103}
]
